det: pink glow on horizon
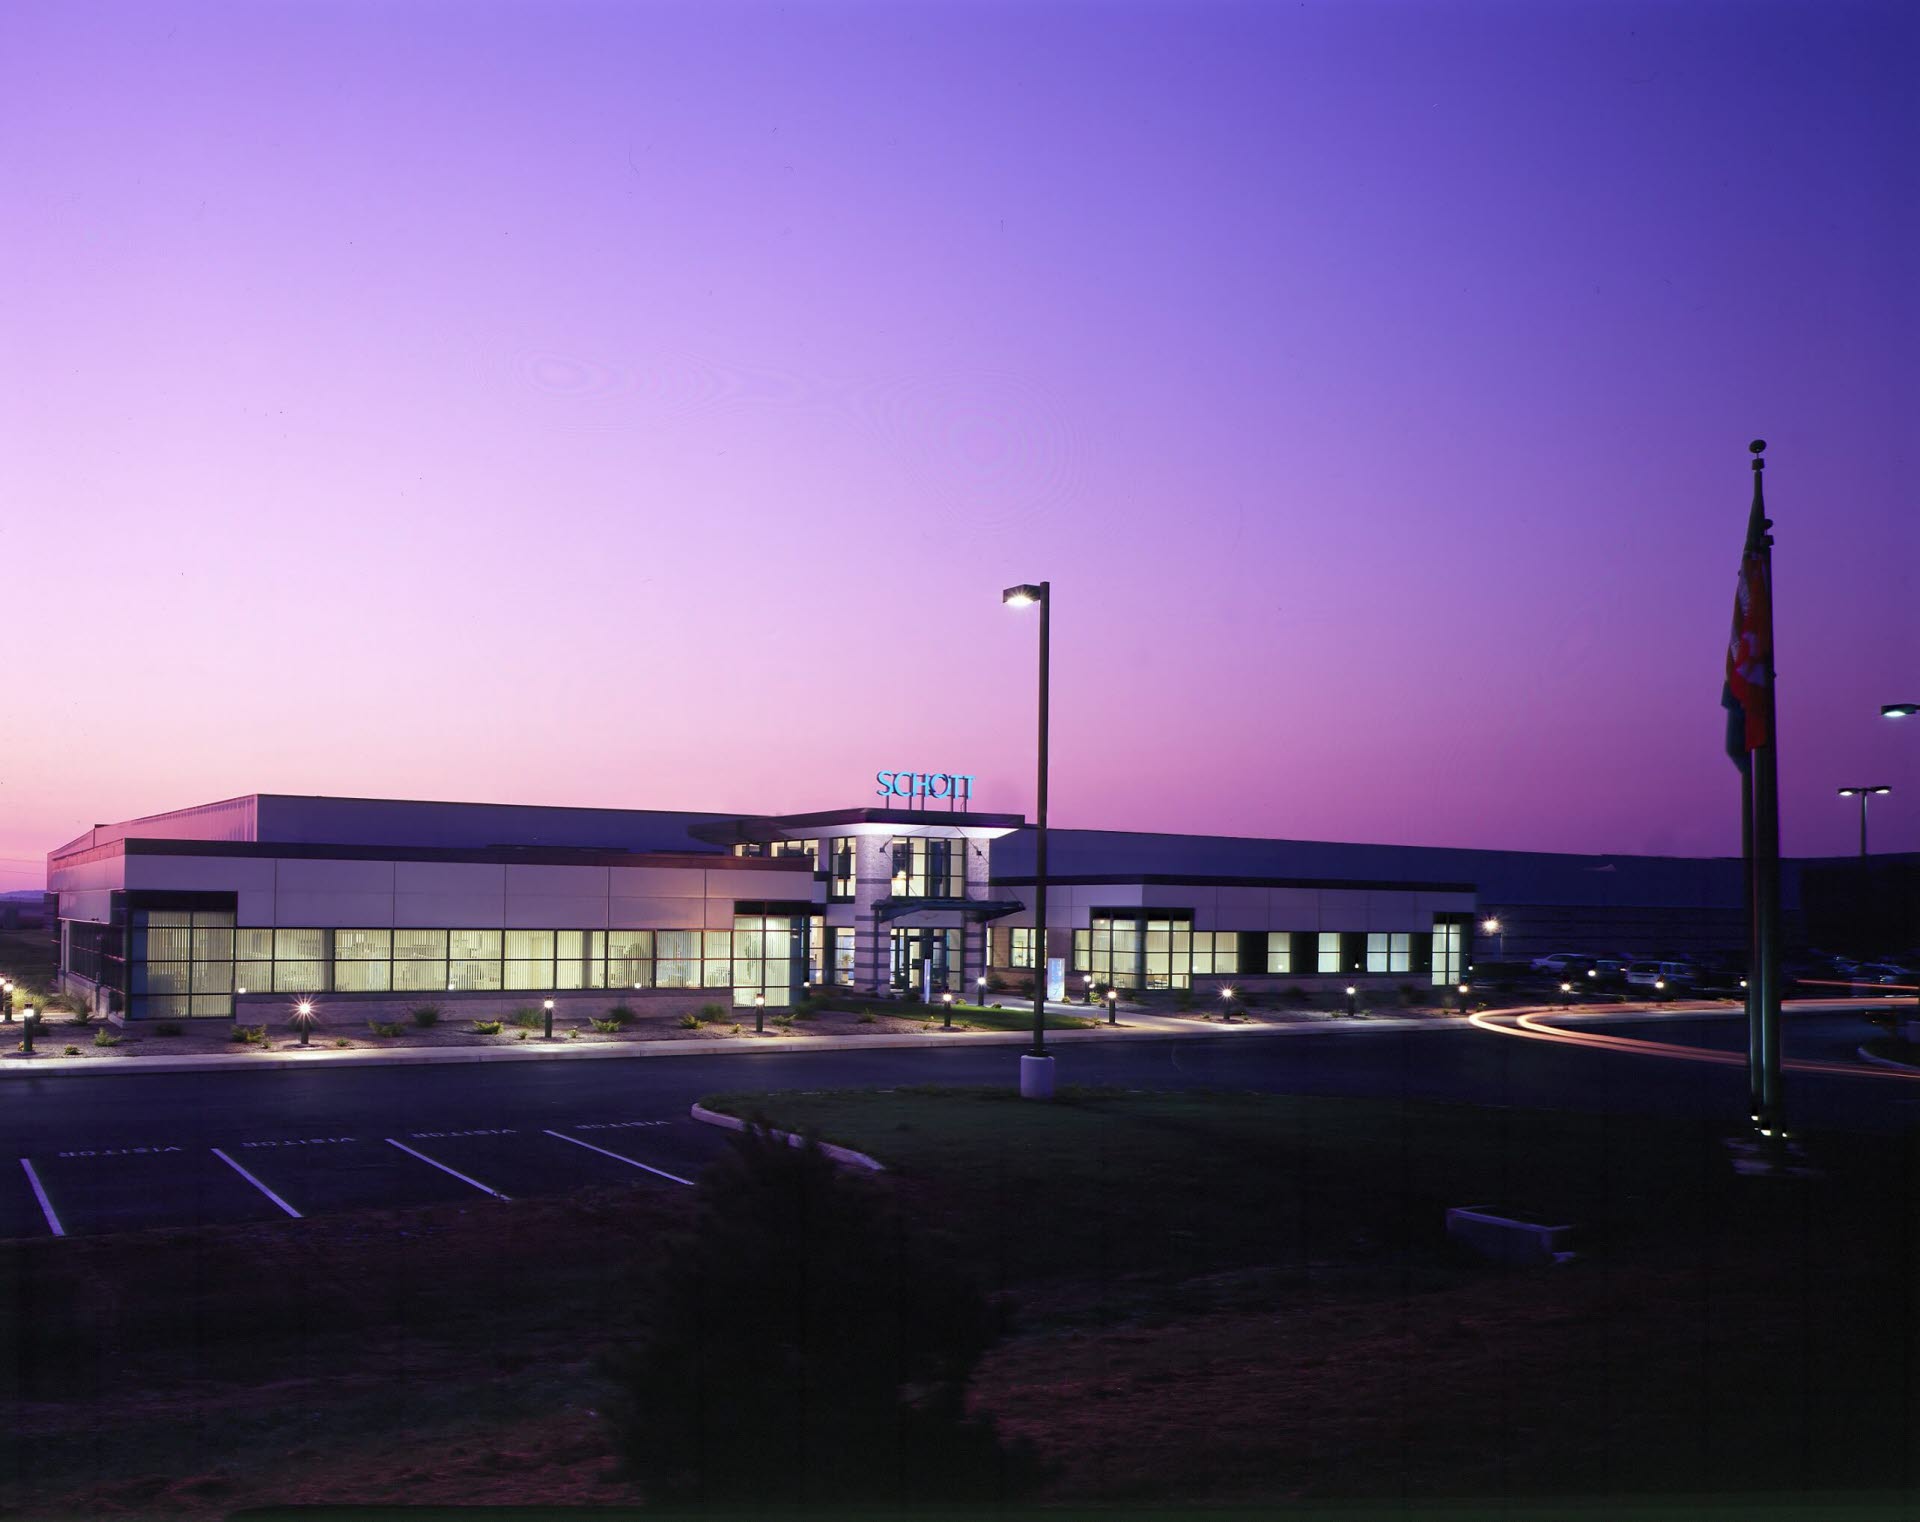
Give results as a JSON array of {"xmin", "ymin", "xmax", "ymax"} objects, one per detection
[{"xmin": 2, "ymin": 1, "xmax": 1914, "ymax": 887}]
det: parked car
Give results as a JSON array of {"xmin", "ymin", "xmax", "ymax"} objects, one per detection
[
  {"xmin": 1852, "ymin": 962, "xmax": 1915, "ymax": 986},
  {"xmin": 1626, "ymin": 961, "xmax": 1696, "ymax": 990},
  {"xmin": 1529, "ymin": 953, "xmax": 1594, "ymax": 974}
]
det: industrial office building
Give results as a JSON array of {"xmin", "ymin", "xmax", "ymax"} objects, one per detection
[{"xmin": 46, "ymin": 791, "xmax": 1909, "ymax": 1023}]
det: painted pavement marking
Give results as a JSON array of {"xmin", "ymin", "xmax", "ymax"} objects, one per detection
[
  {"xmin": 542, "ymin": 1129, "xmax": 695, "ymax": 1187},
  {"xmin": 19, "ymin": 1159, "xmax": 65, "ymax": 1238},
  {"xmin": 211, "ymin": 1148, "xmax": 304, "ymax": 1219},
  {"xmin": 383, "ymin": 1137, "xmax": 511, "ymax": 1200}
]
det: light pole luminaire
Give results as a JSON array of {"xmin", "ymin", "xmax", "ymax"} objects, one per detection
[
  {"xmin": 1837, "ymin": 786, "xmax": 1891, "ymax": 858},
  {"xmin": 1003, "ymin": 581, "xmax": 1051, "ymax": 1089}
]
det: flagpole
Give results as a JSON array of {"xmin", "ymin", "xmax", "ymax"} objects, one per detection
[{"xmin": 1748, "ymin": 439, "xmax": 1784, "ymax": 1134}]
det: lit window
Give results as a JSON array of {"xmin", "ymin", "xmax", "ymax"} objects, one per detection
[{"xmin": 1317, "ymin": 933, "xmax": 1342, "ymax": 974}]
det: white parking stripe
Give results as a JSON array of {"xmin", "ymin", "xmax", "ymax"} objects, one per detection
[
  {"xmin": 211, "ymin": 1148, "xmax": 304, "ymax": 1219},
  {"xmin": 19, "ymin": 1159, "xmax": 65, "ymax": 1238},
  {"xmin": 543, "ymin": 1129, "xmax": 695, "ymax": 1187},
  {"xmin": 383, "ymin": 1137, "xmax": 511, "ymax": 1200}
]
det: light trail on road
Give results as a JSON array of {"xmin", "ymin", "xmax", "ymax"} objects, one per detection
[{"xmin": 1469, "ymin": 1004, "xmax": 1920, "ymax": 1082}]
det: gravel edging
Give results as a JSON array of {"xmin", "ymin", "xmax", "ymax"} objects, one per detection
[{"xmin": 689, "ymin": 1102, "xmax": 886, "ymax": 1171}]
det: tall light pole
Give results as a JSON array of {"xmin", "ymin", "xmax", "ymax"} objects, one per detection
[
  {"xmin": 1003, "ymin": 580, "xmax": 1052, "ymax": 1098},
  {"xmin": 1837, "ymin": 786, "xmax": 1891, "ymax": 857}
]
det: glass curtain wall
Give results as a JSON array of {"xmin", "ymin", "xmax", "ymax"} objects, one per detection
[{"xmin": 131, "ymin": 920, "xmax": 801, "ymax": 1016}]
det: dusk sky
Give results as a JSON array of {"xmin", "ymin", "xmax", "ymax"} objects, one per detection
[{"xmin": 3, "ymin": 0, "xmax": 1914, "ymax": 888}]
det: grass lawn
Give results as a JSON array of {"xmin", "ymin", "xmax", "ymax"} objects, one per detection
[
  {"xmin": 885, "ymin": 1002, "xmax": 1097, "ymax": 1032},
  {"xmin": 697, "ymin": 1085, "xmax": 1920, "ymax": 1504}
]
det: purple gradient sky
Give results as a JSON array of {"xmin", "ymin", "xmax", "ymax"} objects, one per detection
[{"xmin": 3, "ymin": 0, "xmax": 1915, "ymax": 888}]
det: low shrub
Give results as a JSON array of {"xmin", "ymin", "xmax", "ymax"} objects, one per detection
[
  {"xmin": 1285, "ymin": 987, "xmax": 1314, "ymax": 1005},
  {"xmin": 92, "ymin": 1029, "xmax": 122, "ymax": 1048},
  {"xmin": 409, "ymin": 1003, "xmax": 443, "ymax": 1028},
  {"xmin": 772, "ymin": 1012, "xmax": 796, "ymax": 1029},
  {"xmin": 676, "ymin": 1012, "xmax": 702, "ymax": 1029},
  {"xmin": 472, "ymin": 1020, "xmax": 504, "ymax": 1035},
  {"xmin": 697, "ymin": 1001, "xmax": 729, "ymax": 1024},
  {"xmin": 604, "ymin": 1004, "xmax": 637, "ymax": 1026},
  {"xmin": 857, "ymin": 1011, "xmax": 878, "ymax": 1024},
  {"xmin": 153, "ymin": 1021, "xmax": 185, "ymax": 1037},
  {"xmin": 590, "ymin": 1017, "xmax": 623, "ymax": 1033},
  {"xmin": 66, "ymin": 1006, "xmax": 96, "ymax": 1027},
  {"xmin": 366, "ymin": 1021, "xmax": 406, "ymax": 1038},
  {"xmin": 333, "ymin": 1038, "xmax": 350, "ymax": 1048},
  {"xmin": 228, "ymin": 1025, "xmax": 269, "ymax": 1046},
  {"xmin": 64, "ymin": 1045, "xmax": 80, "ymax": 1056},
  {"xmin": 518, "ymin": 1030, "xmax": 530, "ymax": 1041},
  {"xmin": 508, "ymin": 1006, "xmax": 545, "ymax": 1030}
]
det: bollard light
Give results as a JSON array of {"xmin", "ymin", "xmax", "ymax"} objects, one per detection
[
  {"xmin": 1345, "ymin": 985, "xmax": 1357, "ymax": 1018},
  {"xmin": 1, "ymin": 976, "xmax": 12, "ymax": 1022},
  {"xmin": 1458, "ymin": 982, "xmax": 1471, "ymax": 1014},
  {"xmin": 21, "ymin": 1004, "xmax": 36, "ymax": 1055},
  {"xmin": 976, "ymin": 975, "xmax": 988, "ymax": 1004},
  {"xmin": 1560, "ymin": 981, "xmax": 1573, "ymax": 1007},
  {"xmin": 1219, "ymin": 985, "xmax": 1236, "ymax": 1019},
  {"xmin": 942, "ymin": 990, "xmax": 955, "ymax": 1030},
  {"xmin": 291, "ymin": 999, "xmax": 317, "ymax": 1047},
  {"xmin": 543, "ymin": 997, "xmax": 555, "ymax": 1040},
  {"xmin": 754, "ymin": 991, "xmax": 766, "ymax": 1035},
  {"xmin": 1106, "ymin": 987, "xmax": 1118, "ymax": 1024}
]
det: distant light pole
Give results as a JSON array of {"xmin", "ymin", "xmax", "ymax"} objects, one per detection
[
  {"xmin": 542, "ymin": 997, "xmax": 555, "ymax": 1040},
  {"xmin": 1837, "ymin": 786, "xmax": 1891, "ymax": 857},
  {"xmin": 1003, "ymin": 579, "xmax": 1052, "ymax": 1097}
]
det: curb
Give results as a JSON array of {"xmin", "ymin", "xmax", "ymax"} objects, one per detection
[
  {"xmin": 0, "ymin": 1013, "xmax": 1435, "ymax": 1080},
  {"xmin": 689, "ymin": 1103, "xmax": 886, "ymax": 1172},
  {"xmin": 1855, "ymin": 1043, "xmax": 1920, "ymax": 1075}
]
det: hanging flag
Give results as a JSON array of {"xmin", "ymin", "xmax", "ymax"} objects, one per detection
[{"xmin": 1722, "ymin": 491, "xmax": 1773, "ymax": 767}]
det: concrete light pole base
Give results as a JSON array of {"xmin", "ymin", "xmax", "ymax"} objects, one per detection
[{"xmin": 1019, "ymin": 1053, "xmax": 1056, "ymax": 1100}]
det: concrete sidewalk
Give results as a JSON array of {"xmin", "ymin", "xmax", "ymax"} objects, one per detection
[{"xmin": 0, "ymin": 1006, "xmax": 1457, "ymax": 1080}]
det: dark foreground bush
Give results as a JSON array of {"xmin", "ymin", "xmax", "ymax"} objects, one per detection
[{"xmin": 599, "ymin": 1125, "xmax": 1034, "ymax": 1507}]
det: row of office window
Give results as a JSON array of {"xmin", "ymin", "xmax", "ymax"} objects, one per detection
[
  {"xmin": 993, "ymin": 918, "xmax": 1470, "ymax": 989},
  {"xmin": 727, "ymin": 836, "xmax": 857, "ymax": 898},
  {"xmin": 119, "ymin": 908, "xmax": 808, "ymax": 1019}
]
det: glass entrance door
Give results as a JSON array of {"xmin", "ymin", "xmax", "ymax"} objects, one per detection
[{"xmin": 890, "ymin": 928, "xmax": 958, "ymax": 993}]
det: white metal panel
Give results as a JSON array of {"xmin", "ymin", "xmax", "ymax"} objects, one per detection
[
  {"xmin": 1213, "ymin": 886, "xmax": 1267, "ymax": 930},
  {"xmin": 59, "ymin": 889, "xmax": 113, "ymax": 924},
  {"xmin": 274, "ymin": 858, "xmax": 397, "ymax": 894},
  {"xmin": 1267, "ymin": 887, "xmax": 1322, "ymax": 926},
  {"xmin": 503, "ymin": 894, "xmax": 611, "ymax": 930},
  {"xmin": 609, "ymin": 896, "xmax": 706, "ymax": 929},
  {"xmin": 125, "ymin": 855, "xmax": 278, "ymax": 892},
  {"xmin": 1366, "ymin": 891, "xmax": 1420, "ymax": 930},
  {"xmin": 505, "ymin": 864, "xmax": 612, "ymax": 899},
  {"xmin": 608, "ymin": 866, "xmax": 711, "ymax": 897},
  {"xmin": 276, "ymin": 891, "xmax": 397, "ymax": 928},
  {"xmin": 1316, "ymin": 890, "xmax": 1371, "ymax": 931}
]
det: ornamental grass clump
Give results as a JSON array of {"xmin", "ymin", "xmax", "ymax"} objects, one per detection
[
  {"xmin": 409, "ymin": 1003, "xmax": 443, "ymax": 1028},
  {"xmin": 603, "ymin": 1005, "xmax": 636, "ymax": 1027},
  {"xmin": 508, "ymin": 1006, "xmax": 544, "ymax": 1031},
  {"xmin": 600, "ymin": 1126, "xmax": 1033, "ymax": 1506},
  {"xmin": 697, "ymin": 1001, "xmax": 729, "ymax": 1025},
  {"xmin": 366, "ymin": 1021, "xmax": 406, "ymax": 1039}
]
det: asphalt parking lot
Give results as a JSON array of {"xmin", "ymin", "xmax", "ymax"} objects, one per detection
[{"xmin": 5, "ymin": 1110, "xmax": 725, "ymax": 1240}]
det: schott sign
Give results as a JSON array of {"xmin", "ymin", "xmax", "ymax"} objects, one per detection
[{"xmin": 875, "ymin": 770, "xmax": 976, "ymax": 804}]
